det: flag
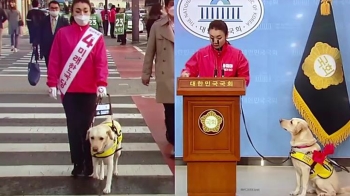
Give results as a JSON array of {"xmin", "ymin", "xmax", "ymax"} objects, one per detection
[{"xmin": 293, "ymin": 0, "xmax": 350, "ymax": 145}]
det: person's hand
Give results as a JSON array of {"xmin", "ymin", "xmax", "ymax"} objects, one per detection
[
  {"xmin": 48, "ymin": 87, "xmax": 57, "ymax": 99},
  {"xmin": 142, "ymin": 76, "xmax": 150, "ymax": 86},
  {"xmin": 97, "ymin": 86, "xmax": 107, "ymax": 97},
  {"xmin": 181, "ymin": 71, "xmax": 190, "ymax": 77}
]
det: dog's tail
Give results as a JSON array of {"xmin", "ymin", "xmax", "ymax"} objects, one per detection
[{"xmin": 338, "ymin": 186, "xmax": 350, "ymax": 194}]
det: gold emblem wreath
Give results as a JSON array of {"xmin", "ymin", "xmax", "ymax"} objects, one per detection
[
  {"xmin": 199, "ymin": 110, "xmax": 223, "ymax": 133},
  {"xmin": 302, "ymin": 42, "xmax": 344, "ymax": 90}
]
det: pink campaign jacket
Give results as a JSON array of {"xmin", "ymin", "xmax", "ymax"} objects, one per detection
[
  {"xmin": 182, "ymin": 43, "xmax": 250, "ymax": 86},
  {"xmin": 47, "ymin": 23, "xmax": 108, "ymax": 94}
]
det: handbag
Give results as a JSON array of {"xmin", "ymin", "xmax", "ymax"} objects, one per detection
[
  {"xmin": 18, "ymin": 20, "xmax": 24, "ymax": 26},
  {"xmin": 28, "ymin": 48, "xmax": 41, "ymax": 86}
]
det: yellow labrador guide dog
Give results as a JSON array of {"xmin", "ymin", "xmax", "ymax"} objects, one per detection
[
  {"xmin": 86, "ymin": 115, "xmax": 122, "ymax": 194},
  {"xmin": 280, "ymin": 118, "xmax": 350, "ymax": 196}
]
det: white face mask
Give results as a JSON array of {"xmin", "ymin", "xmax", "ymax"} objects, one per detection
[
  {"xmin": 168, "ymin": 6, "xmax": 174, "ymax": 16},
  {"xmin": 49, "ymin": 11, "xmax": 59, "ymax": 17},
  {"xmin": 74, "ymin": 15, "xmax": 90, "ymax": 26}
]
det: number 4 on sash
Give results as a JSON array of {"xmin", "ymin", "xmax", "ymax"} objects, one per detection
[{"xmin": 82, "ymin": 34, "xmax": 94, "ymax": 48}]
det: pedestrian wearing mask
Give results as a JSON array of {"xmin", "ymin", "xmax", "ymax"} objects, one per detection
[
  {"xmin": 47, "ymin": 0, "xmax": 109, "ymax": 177},
  {"xmin": 6, "ymin": 0, "xmax": 23, "ymax": 52},
  {"xmin": 142, "ymin": 0, "xmax": 175, "ymax": 157},
  {"xmin": 180, "ymin": 20, "xmax": 250, "ymax": 86},
  {"xmin": 39, "ymin": 0, "xmax": 69, "ymax": 67}
]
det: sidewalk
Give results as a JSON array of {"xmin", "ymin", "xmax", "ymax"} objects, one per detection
[{"xmin": 107, "ymin": 44, "xmax": 174, "ymax": 173}]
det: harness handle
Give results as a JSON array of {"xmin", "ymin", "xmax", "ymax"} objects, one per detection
[{"xmin": 94, "ymin": 94, "xmax": 121, "ymax": 136}]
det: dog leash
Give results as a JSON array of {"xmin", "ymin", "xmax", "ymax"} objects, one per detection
[
  {"xmin": 240, "ymin": 99, "xmax": 290, "ymax": 165},
  {"xmin": 241, "ymin": 100, "xmax": 350, "ymax": 171}
]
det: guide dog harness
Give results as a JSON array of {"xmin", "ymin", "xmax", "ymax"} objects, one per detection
[{"xmin": 92, "ymin": 121, "xmax": 123, "ymax": 158}]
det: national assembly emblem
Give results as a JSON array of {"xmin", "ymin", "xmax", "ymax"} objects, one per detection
[
  {"xmin": 177, "ymin": 0, "xmax": 265, "ymax": 41},
  {"xmin": 198, "ymin": 109, "xmax": 224, "ymax": 136}
]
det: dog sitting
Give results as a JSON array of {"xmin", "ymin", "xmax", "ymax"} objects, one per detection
[
  {"xmin": 86, "ymin": 115, "xmax": 122, "ymax": 194},
  {"xmin": 280, "ymin": 118, "xmax": 350, "ymax": 196}
]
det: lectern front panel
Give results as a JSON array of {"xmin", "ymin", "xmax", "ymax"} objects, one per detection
[{"xmin": 183, "ymin": 96, "xmax": 240, "ymax": 162}]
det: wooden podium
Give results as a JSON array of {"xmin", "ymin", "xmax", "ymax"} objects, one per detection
[{"xmin": 177, "ymin": 77, "xmax": 246, "ymax": 196}]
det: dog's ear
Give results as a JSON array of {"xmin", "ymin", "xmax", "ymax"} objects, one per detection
[
  {"xmin": 106, "ymin": 129, "xmax": 114, "ymax": 140},
  {"xmin": 86, "ymin": 128, "xmax": 91, "ymax": 140},
  {"xmin": 294, "ymin": 122, "xmax": 305, "ymax": 134}
]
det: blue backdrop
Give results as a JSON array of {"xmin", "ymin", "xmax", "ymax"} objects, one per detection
[{"xmin": 174, "ymin": 0, "xmax": 350, "ymax": 158}]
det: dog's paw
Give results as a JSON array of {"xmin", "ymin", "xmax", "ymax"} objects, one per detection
[
  {"xmin": 289, "ymin": 190, "xmax": 300, "ymax": 196},
  {"xmin": 307, "ymin": 189, "xmax": 316, "ymax": 194},
  {"xmin": 113, "ymin": 170, "xmax": 118, "ymax": 176},
  {"xmin": 91, "ymin": 173, "xmax": 99, "ymax": 179},
  {"xmin": 103, "ymin": 186, "xmax": 111, "ymax": 194},
  {"xmin": 98, "ymin": 174, "xmax": 104, "ymax": 180}
]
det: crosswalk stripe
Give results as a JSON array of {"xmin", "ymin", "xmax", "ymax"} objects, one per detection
[
  {"xmin": 0, "ymin": 113, "xmax": 143, "ymax": 118},
  {"xmin": 16, "ymin": 195, "xmax": 174, "ymax": 196},
  {"xmin": 0, "ymin": 143, "xmax": 160, "ymax": 152},
  {"xmin": 0, "ymin": 94, "xmax": 173, "ymax": 194},
  {"xmin": 0, "ymin": 126, "xmax": 151, "ymax": 133},
  {"xmin": 3, "ymin": 67, "xmax": 119, "ymax": 73},
  {"xmin": 0, "ymin": 50, "xmax": 121, "ymax": 79},
  {"xmin": 0, "ymin": 74, "xmax": 121, "ymax": 79},
  {"xmin": 0, "ymin": 103, "xmax": 135, "ymax": 108},
  {"xmin": 0, "ymin": 165, "xmax": 172, "ymax": 177}
]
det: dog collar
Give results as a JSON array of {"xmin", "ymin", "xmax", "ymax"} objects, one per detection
[
  {"xmin": 292, "ymin": 145, "xmax": 312, "ymax": 149},
  {"xmin": 292, "ymin": 141, "xmax": 317, "ymax": 149}
]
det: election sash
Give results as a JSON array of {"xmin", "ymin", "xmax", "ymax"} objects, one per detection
[{"xmin": 59, "ymin": 27, "xmax": 102, "ymax": 95}]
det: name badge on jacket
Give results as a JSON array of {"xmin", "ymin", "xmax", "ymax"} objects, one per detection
[{"xmin": 223, "ymin": 64, "xmax": 233, "ymax": 72}]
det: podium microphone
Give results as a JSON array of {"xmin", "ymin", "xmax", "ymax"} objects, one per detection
[
  {"xmin": 214, "ymin": 40, "xmax": 226, "ymax": 77},
  {"xmin": 212, "ymin": 38, "xmax": 218, "ymax": 77}
]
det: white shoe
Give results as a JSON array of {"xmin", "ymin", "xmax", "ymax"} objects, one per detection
[
  {"xmin": 14, "ymin": 48, "xmax": 18, "ymax": 52},
  {"xmin": 11, "ymin": 46, "xmax": 14, "ymax": 51}
]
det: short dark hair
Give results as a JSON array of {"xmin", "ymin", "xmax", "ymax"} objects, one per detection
[
  {"xmin": 208, "ymin": 20, "xmax": 228, "ymax": 35},
  {"xmin": 32, "ymin": 0, "xmax": 39, "ymax": 7},
  {"xmin": 148, "ymin": 3, "xmax": 162, "ymax": 17},
  {"xmin": 164, "ymin": 0, "xmax": 173, "ymax": 7},
  {"xmin": 48, "ymin": 0, "xmax": 59, "ymax": 7}
]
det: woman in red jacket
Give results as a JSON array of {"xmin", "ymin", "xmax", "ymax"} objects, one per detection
[
  {"xmin": 46, "ymin": 0, "xmax": 108, "ymax": 177},
  {"xmin": 181, "ymin": 20, "xmax": 250, "ymax": 86}
]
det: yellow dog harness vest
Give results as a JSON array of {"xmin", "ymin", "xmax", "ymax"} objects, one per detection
[
  {"xmin": 290, "ymin": 151, "xmax": 334, "ymax": 179},
  {"xmin": 92, "ymin": 122, "xmax": 123, "ymax": 158}
]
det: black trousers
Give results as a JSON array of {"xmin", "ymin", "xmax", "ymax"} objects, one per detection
[
  {"xmin": 102, "ymin": 20, "xmax": 109, "ymax": 36},
  {"xmin": 121, "ymin": 30, "xmax": 127, "ymax": 44},
  {"xmin": 163, "ymin": 103, "xmax": 175, "ymax": 146},
  {"xmin": 33, "ymin": 45, "xmax": 39, "ymax": 61},
  {"xmin": 44, "ymin": 55, "xmax": 49, "ymax": 68},
  {"xmin": 110, "ymin": 22, "xmax": 116, "ymax": 38},
  {"xmin": 63, "ymin": 93, "xmax": 97, "ymax": 165}
]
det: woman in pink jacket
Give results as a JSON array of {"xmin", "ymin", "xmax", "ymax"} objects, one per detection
[
  {"xmin": 181, "ymin": 20, "xmax": 250, "ymax": 86},
  {"xmin": 46, "ymin": 0, "xmax": 108, "ymax": 177}
]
